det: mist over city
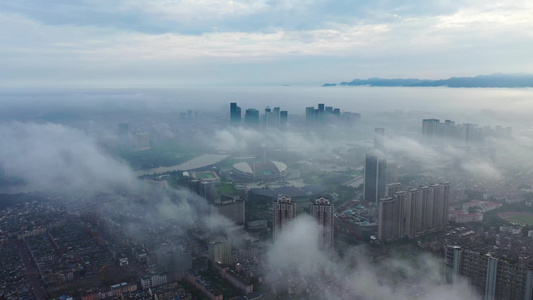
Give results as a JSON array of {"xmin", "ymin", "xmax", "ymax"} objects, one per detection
[{"xmin": 2, "ymin": 1, "xmax": 533, "ymax": 300}]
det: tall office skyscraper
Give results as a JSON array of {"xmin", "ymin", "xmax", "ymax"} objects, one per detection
[
  {"xmin": 364, "ymin": 152, "xmax": 387, "ymax": 203},
  {"xmin": 265, "ymin": 107, "xmax": 280, "ymax": 129},
  {"xmin": 305, "ymin": 103, "xmax": 344, "ymax": 125},
  {"xmin": 365, "ymin": 128, "xmax": 389, "ymax": 203},
  {"xmin": 244, "ymin": 108, "xmax": 260, "ymax": 128},
  {"xmin": 230, "ymin": 102, "xmax": 242, "ymax": 126},
  {"xmin": 317, "ymin": 103, "xmax": 326, "ymax": 123},
  {"xmin": 309, "ymin": 197, "xmax": 334, "ymax": 255},
  {"xmin": 279, "ymin": 111, "xmax": 288, "ymax": 130},
  {"xmin": 305, "ymin": 107, "xmax": 315, "ymax": 123},
  {"xmin": 374, "ymin": 128, "xmax": 385, "ymax": 152},
  {"xmin": 272, "ymin": 195, "xmax": 295, "ymax": 240}
]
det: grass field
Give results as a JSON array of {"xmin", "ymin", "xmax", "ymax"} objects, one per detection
[
  {"xmin": 194, "ymin": 171, "xmax": 217, "ymax": 179},
  {"xmin": 498, "ymin": 212, "xmax": 533, "ymax": 225},
  {"xmin": 218, "ymin": 183, "xmax": 237, "ymax": 194},
  {"xmin": 116, "ymin": 139, "xmax": 198, "ymax": 170},
  {"xmin": 507, "ymin": 214, "xmax": 533, "ymax": 226}
]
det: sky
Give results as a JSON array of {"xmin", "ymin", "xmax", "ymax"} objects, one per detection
[{"xmin": 1, "ymin": 0, "xmax": 532, "ymax": 87}]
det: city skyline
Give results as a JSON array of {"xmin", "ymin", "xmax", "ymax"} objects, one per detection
[
  {"xmin": 1, "ymin": 95, "xmax": 533, "ymax": 299},
  {"xmin": 1, "ymin": 0, "xmax": 533, "ymax": 296}
]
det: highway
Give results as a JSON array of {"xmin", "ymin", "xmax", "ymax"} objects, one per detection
[{"xmin": 17, "ymin": 240, "xmax": 49, "ymax": 300}]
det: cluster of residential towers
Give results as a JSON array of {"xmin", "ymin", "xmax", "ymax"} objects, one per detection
[
  {"xmin": 364, "ymin": 128, "xmax": 451, "ymax": 241},
  {"xmin": 272, "ymin": 195, "xmax": 335, "ymax": 256}
]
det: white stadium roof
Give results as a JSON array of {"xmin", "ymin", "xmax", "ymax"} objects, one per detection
[
  {"xmin": 233, "ymin": 162, "xmax": 254, "ymax": 174},
  {"xmin": 271, "ymin": 161, "xmax": 287, "ymax": 173}
]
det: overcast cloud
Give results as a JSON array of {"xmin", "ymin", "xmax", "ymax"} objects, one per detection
[{"xmin": 0, "ymin": 0, "xmax": 531, "ymax": 87}]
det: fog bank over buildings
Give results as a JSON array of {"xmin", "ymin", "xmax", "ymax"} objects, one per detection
[
  {"xmin": 266, "ymin": 215, "xmax": 480, "ymax": 299},
  {"xmin": 0, "ymin": 122, "xmax": 137, "ymax": 194},
  {"xmin": 2, "ymin": 87, "xmax": 533, "ymax": 126},
  {"xmin": 1, "ymin": 88, "xmax": 533, "ymax": 299},
  {"xmin": 2, "ymin": 0, "xmax": 533, "ymax": 297}
]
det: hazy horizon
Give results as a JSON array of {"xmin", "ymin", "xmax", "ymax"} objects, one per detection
[{"xmin": 1, "ymin": 86, "xmax": 532, "ymax": 127}]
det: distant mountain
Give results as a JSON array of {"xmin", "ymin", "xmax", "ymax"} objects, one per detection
[{"xmin": 327, "ymin": 73, "xmax": 533, "ymax": 88}]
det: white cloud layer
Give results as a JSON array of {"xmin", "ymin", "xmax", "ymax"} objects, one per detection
[
  {"xmin": 0, "ymin": 122, "xmax": 137, "ymax": 194},
  {"xmin": 266, "ymin": 216, "xmax": 481, "ymax": 299},
  {"xmin": 0, "ymin": 0, "xmax": 532, "ymax": 86}
]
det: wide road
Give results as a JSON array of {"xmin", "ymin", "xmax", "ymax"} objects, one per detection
[
  {"xmin": 345, "ymin": 176, "xmax": 364, "ymax": 187},
  {"xmin": 17, "ymin": 240, "xmax": 48, "ymax": 300},
  {"xmin": 135, "ymin": 153, "xmax": 229, "ymax": 176}
]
